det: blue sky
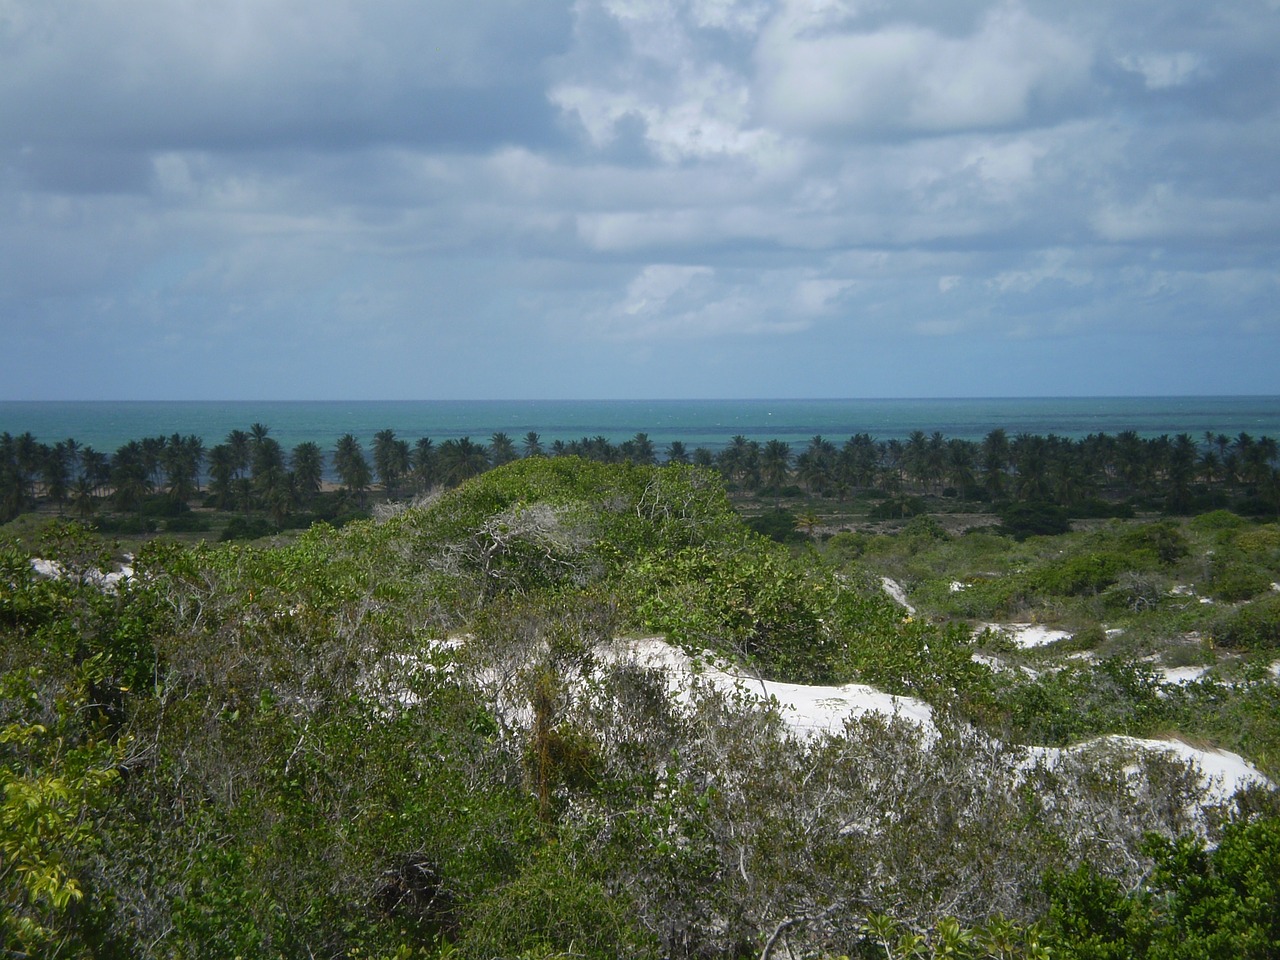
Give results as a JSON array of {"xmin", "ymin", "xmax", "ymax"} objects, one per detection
[{"xmin": 2, "ymin": 0, "xmax": 1278, "ymax": 400}]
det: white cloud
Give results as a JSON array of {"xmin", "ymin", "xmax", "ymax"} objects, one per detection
[
  {"xmin": 989, "ymin": 249, "xmax": 1092, "ymax": 293},
  {"xmin": 588, "ymin": 263, "xmax": 821, "ymax": 341},
  {"xmin": 1118, "ymin": 51, "xmax": 1208, "ymax": 90},
  {"xmin": 755, "ymin": 1, "xmax": 1091, "ymax": 134}
]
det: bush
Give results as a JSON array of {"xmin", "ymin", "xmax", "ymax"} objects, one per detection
[
  {"xmin": 998, "ymin": 502, "xmax": 1070, "ymax": 540},
  {"xmin": 1191, "ymin": 509, "xmax": 1248, "ymax": 533},
  {"xmin": 219, "ymin": 516, "xmax": 276, "ymax": 541},
  {"xmin": 1069, "ymin": 498, "xmax": 1136, "ymax": 520},
  {"xmin": 746, "ymin": 509, "xmax": 802, "ymax": 544},
  {"xmin": 1210, "ymin": 594, "xmax": 1280, "ymax": 650},
  {"xmin": 140, "ymin": 496, "xmax": 190, "ymax": 518},
  {"xmin": 1119, "ymin": 521, "xmax": 1189, "ymax": 565},
  {"xmin": 165, "ymin": 514, "xmax": 213, "ymax": 533},
  {"xmin": 1208, "ymin": 562, "xmax": 1273, "ymax": 602},
  {"xmin": 1037, "ymin": 552, "xmax": 1128, "ymax": 597},
  {"xmin": 91, "ymin": 515, "xmax": 157, "ymax": 534},
  {"xmin": 869, "ymin": 496, "xmax": 927, "ymax": 519}
]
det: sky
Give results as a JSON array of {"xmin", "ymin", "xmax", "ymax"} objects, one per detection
[{"xmin": 2, "ymin": 0, "xmax": 1278, "ymax": 400}]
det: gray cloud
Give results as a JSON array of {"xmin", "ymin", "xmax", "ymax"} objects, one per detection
[{"xmin": 1, "ymin": 0, "xmax": 1277, "ymax": 399}]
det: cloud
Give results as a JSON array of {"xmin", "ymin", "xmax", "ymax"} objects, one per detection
[
  {"xmin": 755, "ymin": 1, "xmax": 1092, "ymax": 135},
  {"xmin": 588, "ymin": 263, "xmax": 828, "ymax": 341},
  {"xmin": 1, "ymin": 0, "xmax": 1278, "ymax": 399},
  {"xmin": 0, "ymin": 0, "xmax": 569, "ymax": 154},
  {"xmin": 1118, "ymin": 51, "xmax": 1208, "ymax": 90}
]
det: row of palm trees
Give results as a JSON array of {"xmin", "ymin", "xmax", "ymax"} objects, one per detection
[{"xmin": 4, "ymin": 424, "xmax": 1278, "ymax": 525}]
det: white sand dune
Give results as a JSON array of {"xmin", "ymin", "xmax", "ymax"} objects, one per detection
[
  {"xmin": 978, "ymin": 622, "xmax": 1073, "ymax": 648},
  {"xmin": 602, "ymin": 638, "xmax": 1272, "ymax": 817},
  {"xmin": 1027, "ymin": 736, "xmax": 1271, "ymax": 809},
  {"xmin": 602, "ymin": 637, "xmax": 935, "ymax": 738}
]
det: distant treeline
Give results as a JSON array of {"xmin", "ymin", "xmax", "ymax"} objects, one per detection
[{"xmin": 3, "ymin": 424, "xmax": 1279, "ymax": 525}]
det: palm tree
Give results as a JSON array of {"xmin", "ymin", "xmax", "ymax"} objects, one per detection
[
  {"xmin": 71, "ymin": 476, "xmax": 98, "ymax": 519},
  {"xmin": 1011, "ymin": 435, "xmax": 1051, "ymax": 502},
  {"xmin": 903, "ymin": 430, "xmax": 929, "ymax": 492},
  {"xmin": 80, "ymin": 447, "xmax": 110, "ymax": 496},
  {"xmin": 253, "ymin": 437, "xmax": 287, "ymax": 505},
  {"xmin": 796, "ymin": 436, "xmax": 836, "ymax": 496},
  {"xmin": 624, "ymin": 432, "xmax": 656, "ymax": 466},
  {"xmin": 522, "ymin": 432, "xmax": 544, "ymax": 458},
  {"xmin": 489, "ymin": 432, "xmax": 518, "ymax": 467},
  {"xmin": 718, "ymin": 435, "xmax": 750, "ymax": 484},
  {"xmin": 374, "ymin": 430, "xmax": 412, "ymax": 496},
  {"xmin": 140, "ymin": 436, "xmax": 168, "ymax": 491},
  {"xmin": 290, "ymin": 442, "xmax": 324, "ymax": 503},
  {"xmin": 839, "ymin": 434, "xmax": 878, "ymax": 489},
  {"xmin": 438, "ymin": 437, "xmax": 490, "ymax": 487},
  {"xmin": 0, "ymin": 433, "xmax": 28, "ymax": 522},
  {"xmin": 334, "ymin": 434, "xmax": 372, "ymax": 505},
  {"xmin": 665, "ymin": 441, "xmax": 690, "ymax": 465},
  {"xmin": 412, "ymin": 438, "xmax": 437, "ymax": 492},
  {"xmin": 1166, "ymin": 433, "xmax": 1197, "ymax": 512},
  {"xmin": 945, "ymin": 439, "xmax": 976, "ymax": 497},
  {"xmin": 268, "ymin": 472, "xmax": 300, "ymax": 529},
  {"xmin": 207, "ymin": 445, "xmax": 237, "ymax": 510},
  {"xmin": 110, "ymin": 441, "xmax": 152, "ymax": 514},
  {"xmin": 41, "ymin": 442, "xmax": 71, "ymax": 514},
  {"xmin": 162, "ymin": 433, "xmax": 203, "ymax": 505},
  {"xmin": 226, "ymin": 430, "xmax": 251, "ymax": 480},
  {"xmin": 760, "ymin": 439, "xmax": 792, "ymax": 491}
]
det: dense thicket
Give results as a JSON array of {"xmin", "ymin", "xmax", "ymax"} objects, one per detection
[{"xmin": 3, "ymin": 459, "xmax": 1280, "ymax": 958}]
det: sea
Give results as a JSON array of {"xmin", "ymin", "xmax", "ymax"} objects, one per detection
[{"xmin": 2, "ymin": 397, "xmax": 1279, "ymax": 458}]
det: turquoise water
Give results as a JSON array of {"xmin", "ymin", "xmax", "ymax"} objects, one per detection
[{"xmin": 2, "ymin": 397, "xmax": 1279, "ymax": 455}]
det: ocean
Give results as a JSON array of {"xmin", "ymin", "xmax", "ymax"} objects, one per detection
[{"xmin": 2, "ymin": 397, "xmax": 1279, "ymax": 457}]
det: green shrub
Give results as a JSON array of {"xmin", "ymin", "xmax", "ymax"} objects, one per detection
[
  {"xmin": 460, "ymin": 850, "xmax": 654, "ymax": 960},
  {"xmin": 998, "ymin": 502, "xmax": 1070, "ymax": 540},
  {"xmin": 1037, "ymin": 552, "xmax": 1128, "ymax": 596},
  {"xmin": 1210, "ymin": 594, "xmax": 1280, "ymax": 650},
  {"xmin": 1102, "ymin": 571, "xmax": 1167, "ymax": 613},
  {"xmin": 1190, "ymin": 509, "xmax": 1248, "ymax": 533},
  {"xmin": 1119, "ymin": 521, "xmax": 1189, "ymax": 565},
  {"xmin": 869, "ymin": 496, "xmax": 927, "ymax": 519},
  {"xmin": 1069, "ymin": 498, "xmax": 1135, "ymax": 519},
  {"xmin": 219, "ymin": 516, "xmax": 276, "ymax": 541},
  {"xmin": 1208, "ymin": 562, "xmax": 1273, "ymax": 602},
  {"xmin": 140, "ymin": 496, "xmax": 190, "ymax": 518},
  {"xmin": 746, "ymin": 509, "xmax": 801, "ymax": 544},
  {"xmin": 164, "ymin": 513, "xmax": 212, "ymax": 533},
  {"xmin": 91, "ymin": 515, "xmax": 157, "ymax": 534}
]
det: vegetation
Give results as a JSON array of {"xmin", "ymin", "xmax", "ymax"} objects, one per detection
[{"xmin": 2, "ymin": 423, "xmax": 1280, "ymax": 957}]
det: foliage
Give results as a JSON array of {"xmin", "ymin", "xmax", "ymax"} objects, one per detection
[
  {"xmin": 746, "ymin": 508, "xmax": 803, "ymax": 544},
  {"xmin": 2, "ymin": 466, "xmax": 1280, "ymax": 959},
  {"xmin": 1044, "ymin": 817, "xmax": 1280, "ymax": 958},
  {"xmin": 998, "ymin": 502, "xmax": 1071, "ymax": 540},
  {"xmin": 1210, "ymin": 594, "xmax": 1280, "ymax": 650}
]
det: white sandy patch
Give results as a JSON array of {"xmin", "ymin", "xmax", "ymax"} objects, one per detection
[
  {"xmin": 1029, "ymin": 736, "xmax": 1271, "ymax": 810},
  {"xmin": 978, "ymin": 622, "xmax": 1073, "ymax": 648},
  {"xmin": 30, "ymin": 557, "xmax": 133, "ymax": 592},
  {"xmin": 612, "ymin": 640, "xmax": 1270, "ymax": 811},
  {"xmin": 602, "ymin": 637, "xmax": 935, "ymax": 738},
  {"xmin": 1155, "ymin": 665, "xmax": 1212, "ymax": 685},
  {"xmin": 880, "ymin": 577, "xmax": 915, "ymax": 614}
]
